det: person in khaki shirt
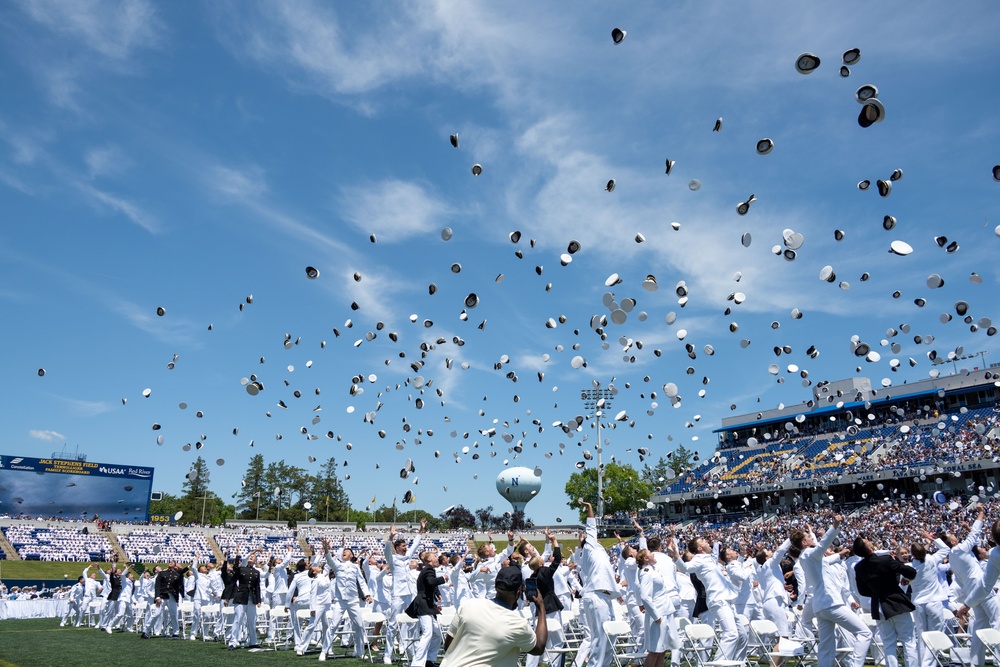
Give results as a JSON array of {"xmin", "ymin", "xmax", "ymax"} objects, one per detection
[{"xmin": 440, "ymin": 566, "xmax": 547, "ymax": 667}]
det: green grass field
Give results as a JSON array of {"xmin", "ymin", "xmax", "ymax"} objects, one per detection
[
  {"xmin": 0, "ymin": 561, "xmax": 173, "ymax": 581},
  {"xmin": 0, "ymin": 620, "xmax": 376, "ymax": 667}
]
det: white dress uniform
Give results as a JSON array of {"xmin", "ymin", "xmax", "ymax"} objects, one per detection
[
  {"xmin": 639, "ymin": 563, "xmax": 681, "ymax": 654},
  {"xmin": 800, "ymin": 526, "xmax": 871, "ymax": 667},
  {"xmin": 328, "ymin": 551, "xmax": 372, "ymax": 656}
]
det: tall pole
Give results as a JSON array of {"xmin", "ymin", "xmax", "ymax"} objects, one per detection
[
  {"xmin": 255, "ymin": 492, "xmax": 260, "ymax": 521},
  {"xmin": 201, "ymin": 492, "xmax": 209, "ymax": 526},
  {"xmin": 581, "ymin": 387, "xmax": 614, "ymax": 524}
]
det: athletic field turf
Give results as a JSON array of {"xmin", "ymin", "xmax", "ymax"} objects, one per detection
[{"xmin": 0, "ymin": 620, "xmax": 375, "ymax": 667}]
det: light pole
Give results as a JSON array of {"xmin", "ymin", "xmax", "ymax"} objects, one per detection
[
  {"xmin": 581, "ymin": 386, "xmax": 615, "ymax": 523},
  {"xmin": 200, "ymin": 492, "xmax": 210, "ymax": 525}
]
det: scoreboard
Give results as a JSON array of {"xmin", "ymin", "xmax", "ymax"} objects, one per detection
[{"xmin": 0, "ymin": 454, "xmax": 154, "ymax": 522}]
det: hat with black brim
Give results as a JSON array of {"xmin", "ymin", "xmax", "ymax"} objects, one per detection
[
  {"xmin": 858, "ymin": 99, "xmax": 886, "ymax": 127},
  {"xmin": 795, "ymin": 53, "xmax": 821, "ymax": 74}
]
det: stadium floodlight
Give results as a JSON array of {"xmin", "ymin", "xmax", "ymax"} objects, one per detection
[{"xmin": 581, "ymin": 385, "xmax": 615, "ymax": 522}]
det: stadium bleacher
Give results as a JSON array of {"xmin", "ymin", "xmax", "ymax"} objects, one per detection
[
  {"xmin": 213, "ymin": 527, "xmax": 306, "ymax": 563},
  {"xmin": 116, "ymin": 528, "xmax": 213, "ymax": 564},
  {"xmin": 1, "ymin": 525, "xmax": 113, "ymax": 562}
]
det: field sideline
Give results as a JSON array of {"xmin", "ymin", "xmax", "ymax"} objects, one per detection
[{"xmin": 0, "ymin": 620, "xmax": 375, "ymax": 667}]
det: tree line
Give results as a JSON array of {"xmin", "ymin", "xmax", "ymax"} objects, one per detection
[{"xmin": 147, "ymin": 450, "xmax": 690, "ymax": 527}]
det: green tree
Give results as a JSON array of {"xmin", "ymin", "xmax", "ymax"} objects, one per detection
[
  {"xmin": 177, "ymin": 456, "xmax": 229, "ymax": 524},
  {"xmin": 181, "ymin": 456, "xmax": 211, "ymax": 500},
  {"xmin": 475, "ymin": 505, "xmax": 495, "ymax": 530},
  {"xmin": 564, "ymin": 462, "xmax": 653, "ymax": 521},
  {"xmin": 442, "ymin": 505, "xmax": 476, "ymax": 530},
  {"xmin": 148, "ymin": 492, "xmax": 179, "ymax": 518},
  {"xmin": 310, "ymin": 457, "xmax": 349, "ymax": 522},
  {"xmin": 641, "ymin": 456, "xmax": 675, "ymax": 490},
  {"xmin": 668, "ymin": 444, "xmax": 694, "ymax": 478},
  {"xmin": 260, "ymin": 460, "xmax": 308, "ymax": 521},
  {"xmin": 235, "ymin": 454, "xmax": 266, "ymax": 519}
]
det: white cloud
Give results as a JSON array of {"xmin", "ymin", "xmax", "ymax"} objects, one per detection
[
  {"xmin": 340, "ymin": 180, "xmax": 450, "ymax": 242},
  {"xmin": 85, "ymin": 145, "xmax": 130, "ymax": 178},
  {"xmin": 109, "ymin": 300, "xmax": 203, "ymax": 346},
  {"xmin": 53, "ymin": 395, "xmax": 115, "ymax": 417},
  {"xmin": 75, "ymin": 182, "xmax": 160, "ymax": 234},
  {"xmin": 20, "ymin": 0, "xmax": 162, "ymax": 62},
  {"xmin": 210, "ymin": 164, "xmax": 269, "ymax": 199},
  {"xmin": 28, "ymin": 429, "xmax": 65, "ymax": 441}
]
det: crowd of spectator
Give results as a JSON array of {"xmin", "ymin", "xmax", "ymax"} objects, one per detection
[{"xmin": 663, "ymin": 405, "xmax": 1000, "ymax": 496}]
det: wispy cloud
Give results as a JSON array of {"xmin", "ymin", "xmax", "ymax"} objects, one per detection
[
  {"xmin": 74, "ymin": 182, "xmax": 160, "ymax": 233},
  {"xmin": 19, "ymin": 0, "xmax": 163, "ymax": 62},
  {"xmin": 52, "ymin": 395, "xmax": 116, "ymax": 417},
  {"xmin": 204, "ymin": 162, "xmax": 349, "ymax": 254},
  {"xmin": 340, "ymin": 179, "xmax": 450, "ymax": 242},
  {"xmin": 84, "ymin": 145, "xmax": 130, "ymax": 178},
  {"xmin": 29, "ymin": 429, "xmax": 65, "ymax": 441},
  {"xmin": 109, "ymin": 300, "xmax": 204, "ymax": 346}
]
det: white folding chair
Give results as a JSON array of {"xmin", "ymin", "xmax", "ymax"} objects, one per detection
[
  {"xmin": 604, "ymin": 618, "xmax": 645, "ymax": 667},
  {"xmin": 178, "ymin": 600, "xmax": 194, "ymax": 637},
  {"xmin": 684, "ymin": 622, "xmax": 744, "ymax": 667},
  {"xmin": 268, "ymin": 606, "xmax": 292, "ymax": 650},
  {"xmin": 923, "ymin": 630, "xmax": 968, "ymax": 667},
  {"xmin": 396, "ymin": 613, "xmax": 420, "ymax": 661},
  {"xmin": 976, "ymin": 628, "xmax": 1000, "ymax": 665},
  {"xmin": 547, "ymin": 617, "xmax": 582, "ymax": 667},
  {"xmin": 221, "ymin": 606, "xmax": 237, "ymax": 642},
  {"xmin": 200, "ymin": 603, "xmax": 220, "ymax": 641},
  {"xmin": 749, "ymin": 619, "xmax": 779, "ymax": 663},
  {"xmin": 87, "ymin": 599, "xmax": 104, "ymax": 627},
  {"xmin": 362, "ymin": 611, "xmax": 386, "ymax": 663}
]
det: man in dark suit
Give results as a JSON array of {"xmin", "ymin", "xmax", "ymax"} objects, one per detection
[
  {"xmin": 155, "ymin": 561, "xmax": 184, "ymax": 638},
  {"xmin": 229, "ymin": 549, "xmax": 263, "ymax": 650},
  {"xmin": 408, "ymin": 551, "xmax": 449, "ymax": 666},
  {"xmin": 853, "ymin": 536, "xmax": 918, "ymax": 667},
  {"xmin": 218, "ymin": 554, "xmax": 239, "ymax": 644}
]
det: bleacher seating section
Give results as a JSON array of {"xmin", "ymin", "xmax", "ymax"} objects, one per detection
[
  {"xmin": 658, "ymin": 405, "xmax": 1000, "ymax": 497},
  {"xmin": 1, "ymin": 525, "xmax": 112, "ymax": 561},
  {"xmin": 116, "ymin": 529, "xmax": 213, "ymax": 564},
  {"xmin": 213, "ymin": 528, "xmax": 306, "ymax": 563}
]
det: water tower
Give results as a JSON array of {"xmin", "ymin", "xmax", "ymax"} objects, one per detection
[{"xmin": 496, "ymin": 466, "xmax": 542, "ymax": 514}]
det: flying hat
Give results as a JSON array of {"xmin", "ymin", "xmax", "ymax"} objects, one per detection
[
  {"xmin": 877, "ymin": 180, "xmax": 891, "ymax": 197},
  {"xmin": 795, "ymin": 53, "xmax": 821, "ymax": 74},
  {"xmin": 840, "ymin": 66, "xmax": 850, "ymax": 78},
  {"xmin": 450, "ymin": 133, "xmax": 459, "ymax": 148},
  {"xmin": 855, "ymin": 84, "xmax": 878, "ymax": 104},
  {"xmin": 858, "ymin": 99, "xmax": 886, "ymax": 127},
  {"xmin": 471, "ymin": 164, "xmax": 483, "ymax": 176},
  {"xmin": 611, "ymin": 28, "xmax": 626, "ymax": 44},
  {"xmin": 756, "ymin": 139, "xmax": 774, "ymax": 155},
  {"xmin": 843, "ymin": 48, "xmax": 861, "ymax": 65}
]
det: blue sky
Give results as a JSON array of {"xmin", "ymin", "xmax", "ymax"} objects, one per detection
[{"xmin": 1, "ymin": 0, "xmax": 998, "ymax": 526}]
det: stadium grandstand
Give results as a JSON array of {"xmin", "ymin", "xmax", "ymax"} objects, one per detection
[{"xmin": 652, "ymin": 370, "xmax": 1000, "ymax": 522}]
